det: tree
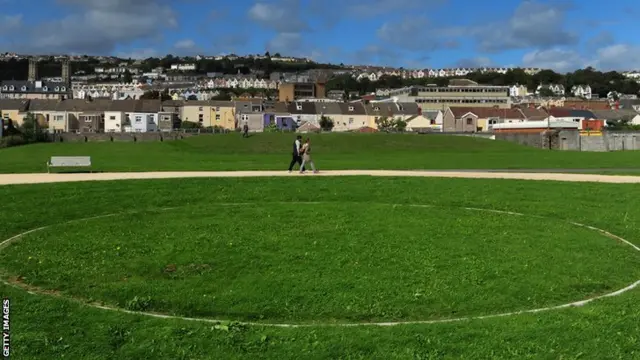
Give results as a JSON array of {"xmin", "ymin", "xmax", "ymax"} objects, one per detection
[
  {"xmin": 394, "ymin": 118, "xmax": 407, "ymax": 132},
  {"xmin": 319, "ymin": 116, "xmax": 334, "ymax": 131},
  {"xmin": 20, "ymin": 112, "xmax": 47, "ymax": 142},
  {"xmin": 122, "ymin": 70, "xmax": 133, "ymax": 83},
  {"xmin": 180, "ymin": 121, "xmax": 201, "ymax": 129},
  {"xmin": 141, "ymin": 90, "xmax": 171, "ymax": 101},
  {"xmin": 538, "ymin": 88, "xmax": 555, "ymax": 97},
  {"xmin": 211, "ymin": 93, "xmax": 232, "ymax": 101},
  {"xmin": 375, "ymin": 116, "xmax": 394, "ymax": 131}
]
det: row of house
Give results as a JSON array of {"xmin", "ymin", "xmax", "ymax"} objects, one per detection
[
  {"xmin": 0, "ymin": 99, "xmax": 443, "ymax": 133},
  {"xmin": 3, "ymin": 98, "xmax": 640, "ymax": 135},
  {"xmin": 353, "ymin": 67, "xmax": 541, "ymax": 81},
  {"xmin": 443, "ymin": 106, "xmax": 640, "ymax": 132},
  {"xmin": 199, "ymin": 77, "xmax": 280, "ymax": 89}
]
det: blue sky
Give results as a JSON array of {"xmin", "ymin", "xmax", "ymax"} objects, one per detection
[{"xmin": 1, "ymin": 0, "xmax": 639, "ymax": 72}]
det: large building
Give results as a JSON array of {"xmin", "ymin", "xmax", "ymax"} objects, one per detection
[
  {"xmin": 390, "ymin": 80, "xmax": 511, "ymax": 110},
  {"xmin": 0, "ymin": 59, "xmax": 72, "ymax": 100},
  {"xmin": 278, "ymin": 81, "xmax": 326, "ymax": 102}
]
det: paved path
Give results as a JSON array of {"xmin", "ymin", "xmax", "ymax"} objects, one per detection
[{"xmin": 1, "ymin": 170, "xmax": 640, "ymax": 185}]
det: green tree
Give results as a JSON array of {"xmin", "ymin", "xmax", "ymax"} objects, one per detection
[
  {"xmin": 375, "ymin": 116, "xmax": 394, "ymax": 131},
  {"xmin": 319, "ymin": 116, "xmax": 334, "ymax": 131},
  {"xmin": 211, "ymin": 93, "xmax": 232, "ymax": 101},
  {"xmin": 122, "ymin": 70, "xmax": 133, "ymax": 83},
  {"xmin": 394, "ymin": 118, "xmax": 407, "ymax": 132},
  {"xmin": 20, "ymin": 112, "xmax": 47, "ymax": 142},
  {"xmin": 180, "ymin": 121, "xmax": 201, "ymax": 129},
  {"xmin": 141, "ymin": 90, "xmax": 171, "ymax": 101},
  {"xmin": 538, "ymin": 88, "xmax": 555, "ymax": 97}
]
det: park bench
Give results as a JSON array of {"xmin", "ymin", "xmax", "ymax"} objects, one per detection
[{"xmin": 47, "ymin": 156, "xmax": 92, "ymax": 173}]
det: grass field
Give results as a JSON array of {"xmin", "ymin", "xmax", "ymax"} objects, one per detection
[
  {"xmin": 2, "ymin": 177, "xmax": 640, "ymax": 359},
  {"xmin": 2, "ymin": 133, "xmax": 640, "ymax": 173}
]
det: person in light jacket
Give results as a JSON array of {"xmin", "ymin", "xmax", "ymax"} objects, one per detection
[{"xmin": 299, "ymin": 137, "xmax": 318, "ymax": 174}]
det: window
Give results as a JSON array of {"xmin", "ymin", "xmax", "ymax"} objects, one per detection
[
  {"xmin": 42, "ymin": 86, "xmax": 48, "ymax": 91},
  {"xmin": 241, "ymin": 114, "xmax": 249, "ymax": 121},
  {"xmin": 55, "ymin": 86, "xmax": 60, "ymax": 91},
  {"xmin": 215, "ymin": 114, "xmax": 220, "ymax": 121},
  {"xmin": 21, "ymin": 86, "xmax": 26, "ymax": 91},
  {"xmin": 135, "ymin": 115, "xmax": 143, "ymax": 123},
  {"xmin": 110, "ymin": 116, "xmax": 116, "ymax": 120},
  {"xmin": 61, "ymin": 87, "xmax": 66, "ymax": 91},
  {"xmin": 84, "ymin": 117, "xmax": 92, "ymax": 123},
  {"xmin": 148, "ymin": 115, "xmax": 154, "ymax": 124},
  {"xmin": 198, "ymin": 114, "xmax": 203, "ymax": 122},
  {"xmin": 198, "ymin": 107, "xmax": 203, "ymax": 111},
  {"xmin": 348, "ymin": 106, "xmax": 354, "ymax": 111},
  {"xmin": 373, "ymin": 106, "xmax": 379, "ymax": 111},
  {"xmin": 215, "ymin": 107, "xmax": 220, "ymax": 111},
  {"xmin": 2, "ymin": 86, "xmax": 6, "ymax": 90},
  {"xmin": 9, "ymin": 85, "xmax": 14, "ymax": 91},
  {"xmin": 349, "ymin": 118, "xmax": 354, "ymax": 124},
  {"xmin": 54, "ymin": 115, "xmax": 64, "ymax": 122},
  {"xmin": 466, "ymin": 117, "xmax": 473, "ymax": 125}
]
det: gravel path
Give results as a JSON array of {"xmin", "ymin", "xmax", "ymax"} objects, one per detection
[{"xmin": 1, "ymin": 170, "xmax": 640, "ymax": 185}]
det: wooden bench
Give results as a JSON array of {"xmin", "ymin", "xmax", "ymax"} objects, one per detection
[{"xmin": 47, "ymin": 156, "xmax": 92, "ymax": 173}]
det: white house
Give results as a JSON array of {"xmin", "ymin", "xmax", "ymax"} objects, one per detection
[
  {"xmin": 509, "ymin": 85, "xmax": 528, "ymax": 97},
  {"xmin": 406, "ymin": 115, "xmax": 436, "ymax": 131},
  {"xmin": 536, "ymin": 84, "xmax": 565, "ymax": 96},
  {"xmin": 423, "ymin": 110, "xmax": 444, "ymax": 127},
  {"xmin": 127, "ymin": 111, "xmax": 158, "ymax": 132},
  {"xmin": 104, "ymin": 111, "xmax": 126, "ymax": 132},
  {"xmin": 571, "ymin": 85, "xmax": 592, "ymax": 99}
]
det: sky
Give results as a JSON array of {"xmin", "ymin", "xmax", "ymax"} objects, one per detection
[{"xmin": 1, "ymin": 0, "xmax": 640, "ymax": 73}]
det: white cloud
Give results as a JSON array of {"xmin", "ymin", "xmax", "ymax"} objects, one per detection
[
  {"xmin": 174, "ymin": 39, "xmax": 196, "ymax": 49},
  {"xmin": 17, "ymin": 0, "xmax": 178, "ymax": 54},
  {"xmin": 522, "ymin": 48, "xmax": 585, "ymax": 73},
  {"xmin": 116, "ymin": 48, "xmax": 159, "ymax": 60},
  {"xmin": 456, "ymin": 57, "xmax": 493, "ymax": 68},
  {"xmin": 0, "ymin": 14, "xmax": 22, "ymax": 33},
  {"xmin": 267, "ymin": 33, "xmax": 302, "ymax": 53},
  {"xmin": 348, "ymin": 0, "xmax": 445, "ymax": 17},
  {"xmin": 522, "ymin": 44, "xmax": 640, "ymax": 73},
  {"xmin": 248, "ymin": 1, "xmax": 308, "ymax": 33},
  {"xmin": 594, "ymin": 44, "xmax": 640, "ymax": 71},
  {"xmin": 377, "ymin": 16, "xmax": 462, "ymax": 51},
  {"xmin": 473, "ymin": 1, "xmax": 577, "ymax": 52},
  {"xmin": 376, "ymin": 1, "xmax": 576, "ymax": 54}
]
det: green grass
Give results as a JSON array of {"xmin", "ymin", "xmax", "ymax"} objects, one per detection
[
  {"xmin": 3, "ymin": 202, "xmax": 638, "ymax": 324},
  {"xmin": 2, "ymin": 177, "xmax": 640, "ymax": 359},
  {"xmin": 2, "ymin": 133, "xmax": 640, "ymax": 173}
]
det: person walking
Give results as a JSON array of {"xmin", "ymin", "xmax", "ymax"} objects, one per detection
[
  {"xmin": 299, "ymin": 138, "xmax": 318, "ymax": 174},
  {"xmin": 242, "ymin": 123, "xmax": 249, "ymax": 138},
  {"xmin": 288, "ymin": 135, "xmax": 305, "ymax": 172}
]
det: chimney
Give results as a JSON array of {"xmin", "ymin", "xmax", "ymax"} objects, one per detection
[{"xmin": 28, "ymin": 59, "xmax": 38, "ymax": 81}]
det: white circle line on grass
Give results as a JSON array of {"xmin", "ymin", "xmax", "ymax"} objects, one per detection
[{"xmin": 1, "ymin": 203, "xmax": 639, "ymax": 328}]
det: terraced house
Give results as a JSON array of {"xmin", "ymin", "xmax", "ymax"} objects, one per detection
[
  {"xmin": 0, "ymin": 99, "xmax": 29, "ymax": 126},
  {"xmin": 182, "ymin": 100, "xmax": 213, "ymax": 127},
  {"xmin": 210, "ymin": 101, "xmax": 236, "ymax": 130},
  {"xmin": 365, "ymin": 102, "xmax": 421, "ymax": 129}
]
